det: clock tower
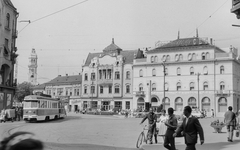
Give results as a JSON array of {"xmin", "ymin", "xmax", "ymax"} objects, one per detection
[{"xmin": 28, "ymin": 48, "xmax": 38, "ymax": 85}]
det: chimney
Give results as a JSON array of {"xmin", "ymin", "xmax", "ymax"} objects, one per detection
[{"xmin": 210, "ymin": 38, "xmax": 213, "ymax": 45}]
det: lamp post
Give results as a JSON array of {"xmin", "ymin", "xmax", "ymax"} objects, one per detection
[{"xmin": 91, "ymin": 81, "xmax": 93, "ymax": 110}]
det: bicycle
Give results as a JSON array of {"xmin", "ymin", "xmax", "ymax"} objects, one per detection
[{"xmin": 136, "ymin": 125, "xmax": 149, "ymax": 148}]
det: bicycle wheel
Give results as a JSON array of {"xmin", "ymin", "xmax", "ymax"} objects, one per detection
[{"xmin": 136, "ymin": 132, "xmax": 145, "ymax": 148}]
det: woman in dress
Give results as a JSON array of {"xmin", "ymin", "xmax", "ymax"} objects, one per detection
[{"xmin": 157, "ymin": 109, "xmax": 168, "ymax": 139}]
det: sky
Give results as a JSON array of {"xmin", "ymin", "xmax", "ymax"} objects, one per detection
[{"xmin": 10, "ymin": 0, "xmax": 240, "ymax": 84}]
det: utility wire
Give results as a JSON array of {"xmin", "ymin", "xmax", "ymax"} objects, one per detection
[
  {"xmin": 18, "ymin": 0, "xmax": 89, "ymax": 34},
  {"xmin": 187, "ymin": 0, "xmax": 230, "ymax": 37}
]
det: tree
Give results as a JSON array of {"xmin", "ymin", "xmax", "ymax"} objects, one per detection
[{"xmin": 15, "ymin": 82, "xmax": 34, "ymax": 102}]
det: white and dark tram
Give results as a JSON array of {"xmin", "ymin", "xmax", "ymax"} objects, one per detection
[{"xmin": 23, "ymin": 95, "xmax": 67, "ymax": 122}]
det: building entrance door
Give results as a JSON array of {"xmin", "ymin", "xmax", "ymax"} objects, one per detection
[{"xmin": 102, "ymin": 101, "xmax": 110, "ymax": 111}]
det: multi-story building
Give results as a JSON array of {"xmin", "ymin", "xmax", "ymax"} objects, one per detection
[
  {"xmin": 28, "ymin": 48, "xmax": 38, "ymax": 85},
  {"xmin": 44, "ymin": 74, "xmax": 82, "ymax": 112},
  {"xmin": 81, "ymin": 39, "xmax": 143, "ymax": 111},
  {"xmin": 0, "ymin": 0, "xmax": 18, "ymax": 110},
  {"xmin": 133, "ymin": 36, "xmax": 240, "ymax": 117}
]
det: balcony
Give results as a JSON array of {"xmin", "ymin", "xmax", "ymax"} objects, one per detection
[
  {"xmin": 98, "ymin": 79, "xmax": 113, "ymax": 86},
  {"xmin": 135, "ymin": 91, "xmax": 145, "ymax": 97},
  {"xmin": 215, "ymin": 90, "xmax": 230, "ymax": 97}
]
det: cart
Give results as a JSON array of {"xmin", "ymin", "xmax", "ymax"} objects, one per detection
[{"xmin": 0, "ymin": 109, "xmax": 15, "ymax": 123}]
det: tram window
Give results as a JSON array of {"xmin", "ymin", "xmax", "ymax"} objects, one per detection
[{"xmin": 23, "ymin": 101, "xmax": 38, "ymax": 108}]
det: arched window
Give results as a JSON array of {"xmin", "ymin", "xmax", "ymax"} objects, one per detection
[
  {"xmin": 166, "ymin": 55, "xmax": 170, "ymax": 62},
  {"xmin": 139, "ymin": 69, "xmax": 143, "ymax": 77},
  {"xmin": 152, "ymin": 83, "xmax": 156, "ymax": 91},
  {"xmin": 188, "ymin": 53, "xmax": 192, "ymax": 61},
  {"xmin": 126, "ymin": 71, "xmax": 130, "ymax": 79},
  {"xmin": 6, "ymin": 13, "xmax": 10, "ymax": 28},
  {"xmin": 179, "ymin": 54, "xmax": 183, "ymax": 61},
  {"xmin": 175, "ymin": 54, "xmax": 179, "ymax": 61},
  {"xmin": 202, "ymin": 97, "xmax": 210, "ymax": 112},
  {"xmin": 177, "ymin": 67, "xmax": 181, "ymax": 75},
  {"xmin": 175, "ymin": 97, "xmax": 183, "ymax": 111},
  {"xmin": 202, "ymin": 52, "xmax": 206, "ymax": 60},
  {"xmin": 115, "ymin": 85, "xmax": 120, "ymax": 93},
  {"xmin": 218, "ymin": 97, "xmax": 227, "ymax": 112},
  {"xmin": 84, "ymin": 85, "xmax": 88, "ymax": 94},
  {"xmin": 203, "ymin": 66, "xmax": 208, "ymax": 75},
  {"xmin": 163, "ymin": 97, "xmax": 170, "ymax": 110},
  {"xmin": 165, "ymin": 82, "xmax": 169, "ymax": 91},
  {"xmin": 154, "ymin": 56, "xmax": 158, "ymax": 62},
  {"xmin": 162, "ymin": 55, "xmax": 166, "ymax": 61},
  {"xmin": 220, "ymin": 81, "xmax": 225, "ymax": 90},
  {"xmin": 151, "ymin": 56, "xmax": 154, "ymax": 63},
  {"xmin": 126, "ymin": 84, "xmax": 130, "ymax": 93},
  {"xmin": 220, "ymin": 66, "xmax": 224, "ymax": 74},
  {"xmin": 115, "ymin": 71, "xmax": 120, "ymax": 79},
  {"xmin": 165, "ymin": 68, "xmax": 168, "ymax": 76},
  {"xmin": 177, "ymin": 82, "xmax": 181, "ymax": 91},
  {"xmin": 203, "ymin": 82, "xmax": 208, "ymax": 90},
  {"xmin": 190, "ymin": 82, "xmax": 195, "ymax": 90},
  {"xmin": 190, "ymin": 67, "xmax": 194, "ymax": 75},
  {"xmin": 139, "ymin": 83, "xmax": 143, "ymax": 91},
  {"xmin": 206, "ymin": 52, "xmax": 210, "ymax": 59},
  {"xmin": 100, "ymin": 86, "xmax": 103, "ymax": 94},
  {"xmin": 188, "ymin": 97, "xmax": 196, "ymax": 108},
  {"xmin": 152, "ymin": 69, "xmax": 156, "ymax": 76},
  {"xmin": 84, "ymin": 73, "xmax": 88, "ymax": 81},
  {"xmin": 192, "ymin": 53, "xmax": 196, "ymax": 60}
]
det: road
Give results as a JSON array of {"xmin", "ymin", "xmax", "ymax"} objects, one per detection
[{"xmin": 1, "ymin": 113, "xmax": 240, "ymax": 150}]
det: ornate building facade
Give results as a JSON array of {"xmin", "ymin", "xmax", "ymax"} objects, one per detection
[
  {"xmin": 28, "ymin": 48, "xmax": 38, "ymax": 85},
  {"xmin": 81, "ymin": 39, "xmax": 143, "ymax": 111},
  {"xmin": 133, "ymin": 36, "xmax": 240, "ymax": 117},
  {"xmin": 0, "ymin": 0, "xmax": 18, "ymax": 110}
]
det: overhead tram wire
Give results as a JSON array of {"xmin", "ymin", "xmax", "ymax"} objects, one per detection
[
  {"xmin": 18, "ymin": 0, "xmax": 89, "ymax": 34},
  {"xmin": 187, "ymin": 0, "xmax": 230, "ymax": 37}
]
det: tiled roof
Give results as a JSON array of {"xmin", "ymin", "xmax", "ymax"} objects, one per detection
[
  {"xmin": 103, "ymin": 38, "xmax": 122, "ymax": 53},
  {"xmin": 45, "ymin": 75, "xmax": 82, "ymax": 86},
  {"xmin": 148, "ymin": 37, "xmax": 224, "ymax": 54}
]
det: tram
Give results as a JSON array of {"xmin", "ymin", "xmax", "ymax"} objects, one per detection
[{"xmin": 23, "ymin": 95, "xmax": 66, "ymax": 122}]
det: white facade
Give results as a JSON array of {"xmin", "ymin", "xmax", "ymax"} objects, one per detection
[{"xmin": 133, "ymin": 37, "xmax": 240, "ymax": 117}]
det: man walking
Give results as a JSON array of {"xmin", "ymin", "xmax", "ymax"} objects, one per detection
[
  {"xmin": 224, "ymin": 106, "xmax": 236, "ymax": 142},
  {"xmin": 173, "ymin": 106, "xmax": 204, "ymax": 150},
  {"xmin": 140, "ymin": 107, "xmax": 157, "ymax": 144},
  {"xmin": 164, "ymin": 107, "xmax": 178, "ymax": 150}
]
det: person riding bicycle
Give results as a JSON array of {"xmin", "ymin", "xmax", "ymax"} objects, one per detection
[{"xmin": 139, "ymin": 107, "xmax": 157, "ymax": 144}]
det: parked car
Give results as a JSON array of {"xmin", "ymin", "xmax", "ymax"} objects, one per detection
[{"xmin": 191, "ymin": 110, "xmax": 204, "ymax": 118}]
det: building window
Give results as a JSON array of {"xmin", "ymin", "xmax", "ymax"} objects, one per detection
[
  {"xmin": 84, "ymin": 73, "xmax": 88, "ymax": 81},
  {"xmin": 166, "ymin": 55, "xmax": 170, "ymax": 62},
  {"xmin": 188, "ymin": 53, "xmax": 192, "ymax": 61},
  {"xmin": 203, "ymin": 66, "xmax": 208, "ymax": 75},
  {"xmin": 203, "ymin": 82, "xmax": 208, "ymax": 90},
  {"xmin": 139, "ymin": 83, "xmax": 143, "ymax": 91},
  {"xmin": 139, "ymin": 69, "xmax": 143, "ymax": 77},
  {"xmin": 190, "ymin": 67, "xmax": 194, "ymax": 75},
  {"xmin": 152, "ymin": 83, "xmax": 156, "ymax": 91},
  {"xmin": 202, "ymin": 53, "xmax": 206, "ymax": 60},
  {"xmin": 6, "ymin": 13, "xmax": 10, "ymax": 28},
  {"xmin": 206, "ymin": 52, "xmax": 210, "ymax": 59},
  {"xmin": 115, "ymin": 85, "xmax": 120, "ymax": 93},
  {"xmin": 220, "ymin": 81, "xmax": 225, "ymax": 90},
  {"xmin": 151, "ymin": 56, "xmax": 154, "ymax": 63},
  {"xmin": 109, "ymin": 86, "xmax": 112, "ymax": 93},
  {"xmin": 152, "ymin": 69, "xmax": 156, "ymax": 76},
  {"xmin": 155, "ymin": 56, "xmax": 158, "ymax": 62},
  {"xmin": 126, "ymin": 85, "xmax": 130, "ymax": 93},
  {"xmin": 91, "ymin": 86, "xmax": 95, "ymax": 94},
  {"xmin": 100, "ymin": 86, "xmax": 103, "ymax": 94},
  {"xmin": 162, "ymin": 55, "xmax": 166, "ymax": 61},
  {"xmin": 177, "ymin": 67, "xmax": 181, "ymax": 76},
  {"xmin": 115, "ymin": 71, "xmax": 120, "ymax": 79},
  {"xmin": 77, "ymin": 89, "xmax": 80, "ymax": 95},
  {"xmin": 190, "ymin": 82, "xmax": 195, "ymax": 90},
  {"xmin": 177, "ymin": 82, "xmax": 181, "ymax": 91},
  {"xmin": 175, "ymin": 54, "xmax": 179, "ymax": 61},
  {"xmin": 91, "ymin": 73, "xmax": 95, "ymax": 80},
  {"xmin": 192, "ymin": 53, "xmax": 196, "ymax": 60},
  {"xmin": 126, "ymin": 101, "xmax": 130, "ymax": 109},
  {"xmin": 220, "ymin": 66, "xmax": 224, "ymax": 74},
  {"xmin": 179, "ymin": 54, "xmax": 183, "ymax": 61},
  {"xmin": 165, "ymin": 82, "xmax": 169, "ymax": 91},
  {"xmin": 126, "ymin": 71, "xmax": 130, "ymax": 79},
  {"xmin": 84, "ymin": 86, "xmax": 87, "ymax": 94},
  {"xmin": 57, "ymin": 88, "xmax": 63, "ymax": 95}
]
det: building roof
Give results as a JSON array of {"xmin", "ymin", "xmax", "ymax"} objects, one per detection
[
  {"xmin": 103, "ymin": 38, "xmax": 122, "ymax": 53},
  {"xmin": 3, "ymin": 0, "xmax": 17, "ymax": 10},
  {"xmin": 32, "ymin": 83, "xmax": 45, "ymax": 90},
  {"xmin": 148, "ymin": 37, "xmax": 224, "ymax": 54},
  {"xmin": 45, "ymin": 75, "xmax": 82, "ymax": 86}
]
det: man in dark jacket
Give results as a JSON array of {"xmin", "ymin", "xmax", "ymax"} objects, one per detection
[
  {"xmin": 173, "ymin": 106, "xmax": 204, "ymax": 150},
  {"xmin": 140, "ymin": 107, "xmax": 157, "ymax": 144},
  {"xmin": 224, "ymin": 106, "xmax": 236, "ymax": 142}
]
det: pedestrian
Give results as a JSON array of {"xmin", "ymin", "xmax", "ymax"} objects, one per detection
[
  {"xmin": 224, "ymin": 106, "xmax": 237, "ymax": 142},
  {"xmin": 140, "ymin": 107, "xmax": 158, "ymax": 144},
  {"xmin": 173, "ymin": 106, "xmax": 204, "ymax": 150},
  {"xmin": 163, "ymin": 107, "xmax": 178, "ymax": 150},
  {"xmin": 211, "ymin": 109, "xmax": 214, "ymax": 118},
  {"xmin": 0, "ymin": 109, "xmax": 6, "ymax": 123},
  {"xmin": 157, "ymin": 109, "xmax": 168, "ymax": 140},
  {"xmin": 0, "ymin": 131, "xmax": 44, "ymax": 150}
]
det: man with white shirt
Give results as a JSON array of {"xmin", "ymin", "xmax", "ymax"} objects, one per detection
[{"xmin": 173, "ymin": 106, "xmax": 204, "ymax": 150}]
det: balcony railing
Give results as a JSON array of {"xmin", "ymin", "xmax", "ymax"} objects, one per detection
[
  {"xmin": 135, "ymin": 91, "xmax": 145, "ymax": 97},
  {"xmin": 215, "ymin": 90, "xmax": 230, "ymax": 96}
]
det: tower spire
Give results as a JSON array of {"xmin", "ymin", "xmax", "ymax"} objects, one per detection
[
  {"xmin": 112, "ymin": 38, "xmax": 114, "ymax": 44},
  {"xmin": 177, "ymin": 30, "xmax": 180, "ymax": 39}
]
